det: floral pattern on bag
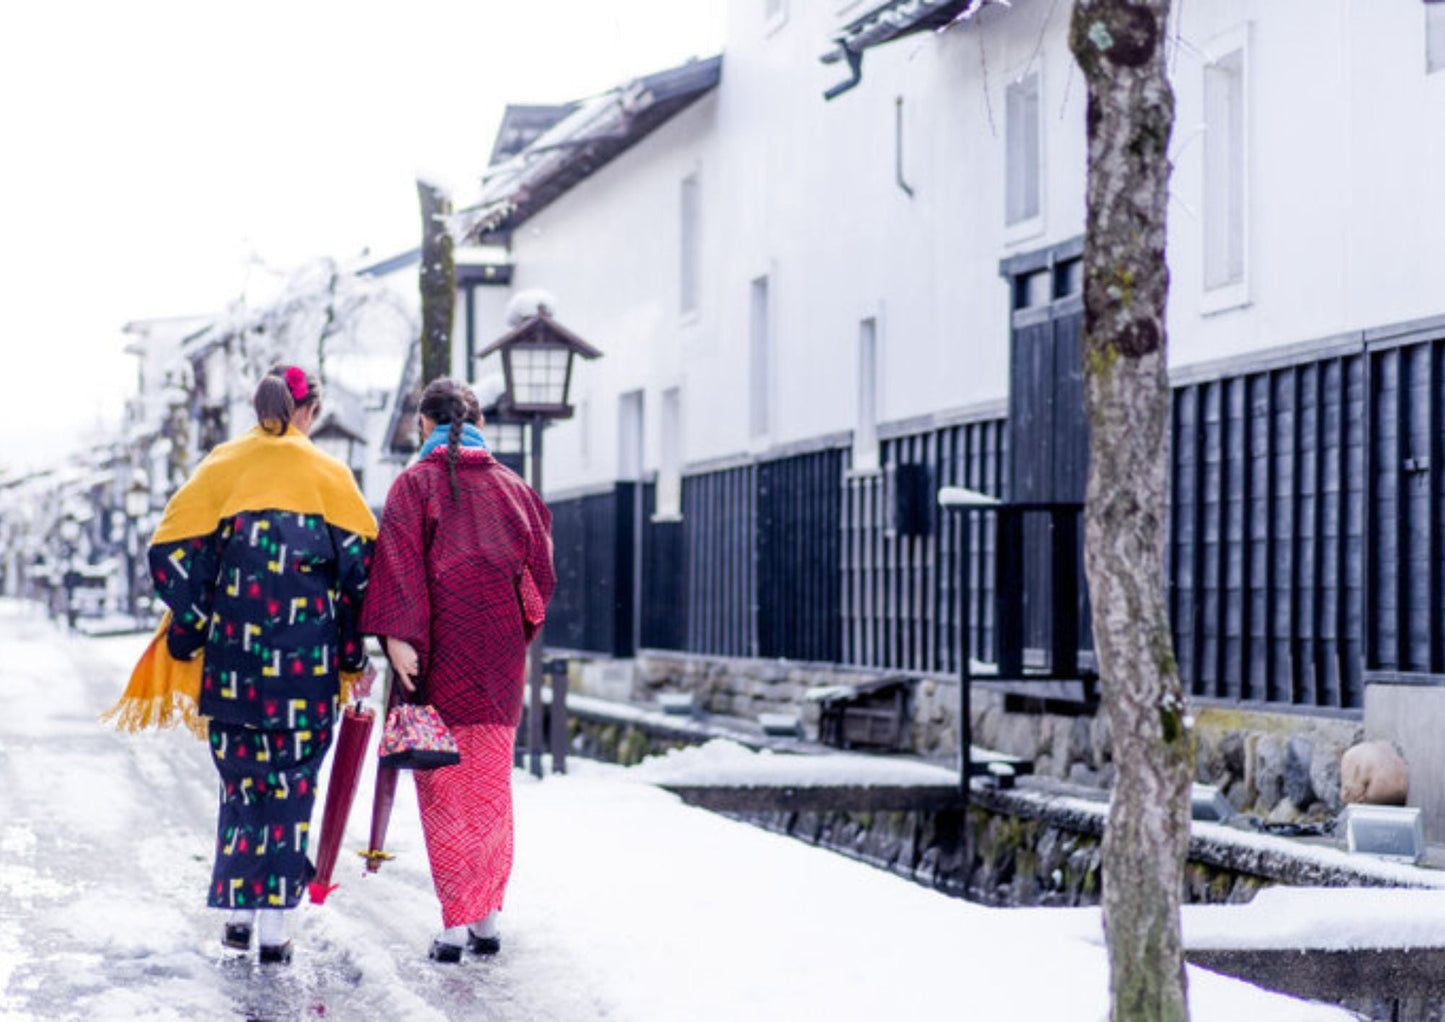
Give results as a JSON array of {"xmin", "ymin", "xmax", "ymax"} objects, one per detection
[{"xmin": 378, "ymin": 703, "xmax": 461, "ymax": 770}]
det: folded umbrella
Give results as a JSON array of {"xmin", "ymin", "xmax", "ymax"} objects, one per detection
[
  {"xmin": 360, "ymin": 671, "xmax": 402, "ymax": 873},
  {"xmin": 307, "ymin": 701, "xmax": 375, "ymax": 905}
]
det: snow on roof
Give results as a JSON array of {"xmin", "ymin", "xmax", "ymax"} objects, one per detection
[{"xmin": 466, "ymin": 55, "xmax": 722, "ymax": 241}]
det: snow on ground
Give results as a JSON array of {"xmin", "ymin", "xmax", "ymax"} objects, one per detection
[
  {"xmin": 0, "ymin": 600, "xmax": 1360, "ymax": 1021},
  {"xmin": 624, "ymin": 734, "xmax": 961, "ymax": 786}
]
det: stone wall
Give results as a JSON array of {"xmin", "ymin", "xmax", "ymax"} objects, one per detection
[{"xmin": 602, "ymin": 653, "xmax": 1365, "ymax": 824}]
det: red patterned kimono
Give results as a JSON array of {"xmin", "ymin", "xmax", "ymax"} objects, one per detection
[{"xmin": 360, "ymin": 446, "xmax": 555, "ymax": 927}]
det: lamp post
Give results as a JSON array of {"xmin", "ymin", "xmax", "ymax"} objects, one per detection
[
  {"xmin": 124, "ymin": 475, "xmax": 150, "ymax": 624},
  {"xmin": 58, "ymin": 515, "xmax": 81, "ymax": 631},
  {"xmin": 477, "ymin": 308, "xmax": 601, "ymax": 778}
]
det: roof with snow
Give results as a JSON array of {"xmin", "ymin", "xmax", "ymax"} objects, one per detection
[
  {"xmin": 820, "ymin": 0, "xmax": 1008, "ymax": 99},
  {"xmin": 468, "ymin": 55, "xmax": 723, "ymax": 243},
  {"xmin": 488, "ymin": 103, "xmax": 580, "ymax": 165}
]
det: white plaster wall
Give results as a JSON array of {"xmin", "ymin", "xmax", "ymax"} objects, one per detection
[
  {"xmin": 505, "ymin": 0, "xmax": 1085, "ymax": 495},
  {"xmin": 1168, "ymin": 0, "xmax": 1445, "ymax": 366},
  {"xmin": 496, "ymin": 0, "xmax": 1445, "ymax": 498}
]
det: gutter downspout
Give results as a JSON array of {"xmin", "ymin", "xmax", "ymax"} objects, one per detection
[
  {"xmin": 895, "ymin": 96, "xmax": 915, "ymax": 198},
  {"xmin": 823, "ymin": 46, "xmax": 864, "ymax": 101}
]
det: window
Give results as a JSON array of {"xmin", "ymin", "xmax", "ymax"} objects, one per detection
[
  {"xmin": 1430, "ymin": 1, "xmax": 1445, "ymax": 74},
  {"xmin": 854, "ymin": 318, "xmax": 880, "ymax": 472},
  {"xmin": 1203, "ymin": 47, "xmax": 1246, "ymax": 295},
  {"xmin": 618, "ymin": 390, "xmax": 644, "ymax": 481},
  {"xmin": 1005, "ymin": 72, "xmax": 1041, "ymax": 227},
  {"xmin": 658, "ymin": 387, "xmax": 683, "ymax": 518},
  {"xmin": 577, "ymin": 397, "xmax": 591, "ymax": 467},
  {"xmin": 680, "ymin": 174, "xmax": 700, "ymax": 316},
  {"xmin": 764, "ymin": 0, "xmax": 787, "ymax": 34},
  {"xmin": 749, "ymin": 276, "xmax": 770, "ymax": 439}
]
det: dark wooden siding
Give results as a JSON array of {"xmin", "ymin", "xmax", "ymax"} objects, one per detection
[
  {"xmin": 842, "ymin": 416, "xmax": 1008, "ymax": 674},
  {"xmin": 542, "ymin": 484, "xmax": 635, "ymax": 657},
  {"xmin": 683, "ymin": 463, "xmax": 756, "ymax": 657},
  {"xmin": 1171, "ymin": 356, "xmax": 1366, "ymax": 711},
  {"xmin": 756, "ymin": 448, "xmax": 845, "ymax": 662},
  {"xmin": 1367, "ymin": 340, "xmax": 1445, "ymax": 679},
  {"xmin": 640, "ymin": 482, "xmax": 687, "ymax": 651}
]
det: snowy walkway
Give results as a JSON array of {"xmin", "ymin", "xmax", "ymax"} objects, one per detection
[{"xmin": 0, "ymin": 601, "xmax": 1357, "ymax": 1021}]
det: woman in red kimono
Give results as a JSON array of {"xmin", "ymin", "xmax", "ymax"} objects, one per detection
[{"xmin": 360, "ymin": 376, "xmax": 555, "ymax": 962}]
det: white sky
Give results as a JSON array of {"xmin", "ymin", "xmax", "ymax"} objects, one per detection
[{"xmin": 0, "ymin": 0, "xmax": 726, "ymax": 473}]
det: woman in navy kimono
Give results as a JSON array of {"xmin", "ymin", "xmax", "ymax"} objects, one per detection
[{"xmin": 143, "ymin": 366, "xmax": 376, "ymax": 962}]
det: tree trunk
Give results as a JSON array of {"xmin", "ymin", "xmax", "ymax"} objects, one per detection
[
  {"xmin": 417, "ymin": 179, "xmax": 455, "ymax": 386},
  {"xmin": 1068, "ymin": 3, "xmax": 1190, "ymax": 1021}
]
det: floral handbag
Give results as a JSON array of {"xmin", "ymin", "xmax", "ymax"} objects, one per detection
[{"xmin": 378, "ymin": 700, "xmax": 461, "ymax": 770}]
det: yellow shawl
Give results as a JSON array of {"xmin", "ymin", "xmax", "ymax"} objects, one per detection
[{"xmin": 102, "ymin": 426, "xmax": 379, "ymax": 737}]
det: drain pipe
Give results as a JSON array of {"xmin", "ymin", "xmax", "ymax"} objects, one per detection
[
  {"xmin": 895, "ymin": 96, "xmax": 915, "ymax": 198},
  {"xmin": 823, "ymin": 46, "xmax": 864, "ymax": 100}
]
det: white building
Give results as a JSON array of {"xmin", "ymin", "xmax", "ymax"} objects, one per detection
[{"xmin": 449, "ymin": 0, "xmax": 1445, "ymax": 831}]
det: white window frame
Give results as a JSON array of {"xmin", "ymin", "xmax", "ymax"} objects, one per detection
[
  {"xmin": 1201, "ymin": 25, "xmax": 1251, "ymax": 315},
  {"xmin": 618, "ymin": 390, "xmax": 644, "ymax": 482},
  {"xmin": 764, "ymin": 0, "xmax": 788, "ymax": 37},
  {"xmin": 680, "ymin": 173, "xmax": 701, "ymax": 320},
  {"xmin": 1003, "ymin": 69, "xmax": 1045, "ymax": 243},
  {"xmin": 577, "ymin": 396, "xmax": 591, "ymax": 468},
  {"xmin": 748, "ymin": 274, "xmax": 772, "ymax": 444},
  {"xmin": 655, "ymin": 386, "xmax": 684, "ymax": 521},
  {"xmin": 853, "ymin": 317, "xmax": 881, "ymax": 473},
  {"xmin": 1428, "ymin": 1, "xmax": 1445, "ymax": 74}
]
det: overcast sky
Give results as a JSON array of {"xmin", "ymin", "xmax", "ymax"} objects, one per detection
[{"xmin": 0, "ymin": 0, "xmax": 726, "ymax": 473}]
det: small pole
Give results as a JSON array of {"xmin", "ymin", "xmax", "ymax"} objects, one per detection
[
  {"xmin": 954, "ymin": 505, "xmax": 976, "ymax": 901},
  {"xmin": 528, "ymin": 413, "xmax": 546, "ymax": 779},
  {"xmin": 548, "ymin": 658, "xmax": 569, "ymax": 774}
]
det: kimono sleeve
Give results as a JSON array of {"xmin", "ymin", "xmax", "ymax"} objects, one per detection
[
  {"xmin": 523, "ymin": 489, "xmax": 556, "ymax": 616},
  {"xmin": 358, "ymin": 471, "xmax": 432, "ymax": 658},
  {"xmin": 149, "ymin": 528, "xmax": 224, "ymax": 661},
  {"xmin": 329, "ymin": 525, "xmax": 374, "ymax": 673}
]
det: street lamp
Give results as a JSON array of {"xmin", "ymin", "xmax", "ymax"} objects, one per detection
[
  {"xmin": 58, "ymin": 515, "xmax": 81, "ymax": 630},
  {"xmin": 477, "ymin": 308, "xmax": 601, "ymax": 778}
]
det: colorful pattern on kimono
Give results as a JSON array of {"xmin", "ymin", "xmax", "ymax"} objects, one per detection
[
  {"xmin": 414, "ymin": 723, "xmax": 516, "ymax": 928},
  {"xmin": 150, "ymin": 509, "xmax": 372, "ymax": 733},
  {"xmin": 207, "ymin": 721, "xmax": 331, "ymax": 910},
  {"xmin": 361, "ymin": 448, "xmax": 555, "ymax": 728}
]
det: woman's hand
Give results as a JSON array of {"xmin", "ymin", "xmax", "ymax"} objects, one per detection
[{"xmin": 385, "ymin": 637, "xmax": 419, "ymax": 693}]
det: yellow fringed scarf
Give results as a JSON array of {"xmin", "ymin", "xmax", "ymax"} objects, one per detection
[{"xmin": 102, "ymin": 426, "xmax": 378, "ymax": 737}]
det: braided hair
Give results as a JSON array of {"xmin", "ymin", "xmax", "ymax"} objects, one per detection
[{"xmin": 418, "ymin": 377, "xmax": 477, "ymax": 499}]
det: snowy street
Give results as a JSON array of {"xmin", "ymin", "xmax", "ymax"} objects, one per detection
[{"xmin": 0, "ymin": 601, "xmax": 1356, "ymax": 1022}]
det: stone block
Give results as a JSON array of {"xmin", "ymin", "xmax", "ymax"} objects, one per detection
[
  {"xmin": 1218, "ymin": 731, "xmax": 1246, "ymax": 778},
  {"xmin": 1340, "ymin": 740, "xmax": 1409, "ymax": 806},
  {"xmin": 1090, "ymin": 712, "xmax": 1113, "ymax": 767},
  {"xmin": 1309, "ymin": 738, "xmax": 1345, "ymax": 812},
  {"xmin": 995, "ymin": 712, "xmax": 1042, "ymax": 760},
  {"xmin": 1254, "ymin": 736, "xmax": 1286, "ymax": 811},
  {"xmin": 1284, "ymin": 735, "xmax": 1314, "ymax": 807}
]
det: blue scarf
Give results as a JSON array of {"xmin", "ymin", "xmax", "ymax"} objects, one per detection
[{"xmin": 419, "ymin": 422, "xmax": 489, "ymax": 460}]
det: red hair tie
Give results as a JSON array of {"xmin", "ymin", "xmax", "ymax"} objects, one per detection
[{"xmin": 284, "ymin": 367, "xmax": 308, "ymax": 402}]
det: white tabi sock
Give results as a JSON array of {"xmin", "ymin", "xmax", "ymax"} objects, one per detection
[
  {"xmin": 257, "ymin": 908, "xmax": 289, "ymax": 947},
  {"xmin": 469, "ymin": 911, "xmax": 500, "ymax": 939}
]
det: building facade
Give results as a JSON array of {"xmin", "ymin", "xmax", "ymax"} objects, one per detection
[{"xmin": 454, "ymin": 0, "xmax": 1445, "ymax": 827}]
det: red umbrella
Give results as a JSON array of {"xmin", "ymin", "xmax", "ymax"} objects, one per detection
[
  {"xmin": 359, "ymin": 673, "xmax": 402, "ymax": 873},
  {"xmin": 307, "ymin": 701, "xmax": 375, "ymax": 905}
]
